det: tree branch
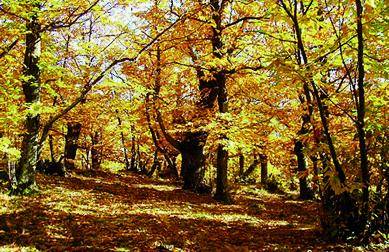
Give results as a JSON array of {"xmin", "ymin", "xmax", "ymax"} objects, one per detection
[
  {"xmin": 38, "ymin": 13, "xmax": 185, "ymax": 147},
  {"xmin": 0, "ymin": 39, "xmax": 19, "ymax": 59}
]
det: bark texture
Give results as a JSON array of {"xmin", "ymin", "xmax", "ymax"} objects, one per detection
[
  {"xmin": 91, "ymin": 132, "xmax": 102, "ymax": 170},
  {"xmin": 64, "ymin": 122, "xmax": 82, "ymax": 170},
  {"xmin": 13, "ymin": 12, "xmax": 41, "ymax": 194}
]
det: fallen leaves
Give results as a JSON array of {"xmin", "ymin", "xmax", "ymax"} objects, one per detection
[{"xmin": 0, "ymin": 171, "xmax": 353, "ymax": 251}]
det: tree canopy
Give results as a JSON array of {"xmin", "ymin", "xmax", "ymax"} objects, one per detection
[{"xmin": 0, "ymin": 0, "xmax": 388, "ymax": 250}]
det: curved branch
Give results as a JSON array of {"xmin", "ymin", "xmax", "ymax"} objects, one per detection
[
  {"xmin": 145, "ymin": 97, "xmax": 178, "ymax": 177},
  {"xmin": 154, "ymin": 105, "xmax": 181, "ymax": 151}
]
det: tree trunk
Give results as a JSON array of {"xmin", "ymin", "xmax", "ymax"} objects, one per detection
[
  {"xmin": 165, "ymin": 154, "xmax": 178, "ymax": 178},
  {"xmin": 215, "ymin": 143, "xmax": 231, "ymax": 202},
  {"xmin": 242, "ymin": 155, "xmax": 260, "ymax": 179},
  {"xmin": 211, "ymin": 0, "xmax": 231, "ymax": 203},
  {"xmin": 91, "ymin": 132, "xmax": 101, "ymax": 170},
  {"xmin": 129, "ymin": 136, "xmax": 137, "ymax": 171},
  {"xmin": 355, "ymin": 0, "xmax": 369, "ymax": 230},
  {"xmin": 147, "ymin": 150, "xmax": 160, "ymax": 177},
  {"xmin": 260, "ymin": 154, "xmax": 268, "ymax": 184},
  {"xmin": 64, "ymin": 122, "xmax": 81, "ymax": 170},
  {"xmin": 281, "ymin": 0, "xmax": 346, "ymax": 183},
  {"xmin": 48, "ymin": 134, "xmax": 55, "ymax": 162},
  {"xmin": 214, "ymin": 73, "xmax": 231, "ymax": 203},
  {"xmin": 180, "ymin": 132, "xmax": 209, "ymax": 193},
  {"xmin": 239, "ymin": 153, "xmax": 244, "ymax": 178},
  {"xmin": 294, "ymin": 140, "xmax": 312, "ymax": 199},
  {"xmin": 155, "ymin": 97, "xmax": 209, "ymax": 193},
  {"xmin": 13, "ymin": 12, "xmax": 41, "ymax": 195},
  {"xmin": 279, "ymin": 0, "xmax": 354, "ymax": 238},
  {"xmin": 145, "ymin": 94, "xmax": 178, "ymax": 178},
  {"xmin": 116, "ymin": 112, "xmax": 130, "ymax": 170},
  {"xmin": 311, "ymin": 155, "xmax": 321, "ymax": 197}
]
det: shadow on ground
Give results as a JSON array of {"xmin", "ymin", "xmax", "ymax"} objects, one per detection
[{"xmin": 0, "ymin": 170, "xmax": 347, "ymax": 251}]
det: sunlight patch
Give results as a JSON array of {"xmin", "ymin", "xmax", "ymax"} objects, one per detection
[
  {"xmin": 131, "ymin": 184, "xmax": 179, "ymax": 192},
  {"xmin": 45, "ymin": 224, "xmax": 68, "ymax": 240},
  {"xmin": 0, "ymin": 245, "xmax": 39, "ymax": 252},
  {"xmin": 127, "ymin": 203, "xmax": 268, "ymax": 226},
  {"xmin": 0, "ymin": 193, "xmax": 26, "ymax": 214}
]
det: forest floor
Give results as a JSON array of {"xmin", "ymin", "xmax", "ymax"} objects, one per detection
[{"xmin": 0, "ymin": 170, "xmax": 362, "ymax": 251}]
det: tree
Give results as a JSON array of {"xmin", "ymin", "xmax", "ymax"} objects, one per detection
[{"xmin": 1, "ymin": 0, "xmax": 183, "ymax": 194}]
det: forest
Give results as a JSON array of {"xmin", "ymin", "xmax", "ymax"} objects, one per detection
[{"xmin": 0, "ymin": 0, "xmax": 387, "ymax": 250}]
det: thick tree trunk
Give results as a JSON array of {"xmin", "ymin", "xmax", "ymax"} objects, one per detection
[
  {"xmin": 155, "ymin": 94, "xmax": 209, "ymax": 193},
  {"xmin": 260, "ymin": 154, "xmax": 268, "ymax": 184},
  {"xmin": 91, "ymin": 132, "xmax": 101, "ymax": 170},
  {"xmin": 180, "ymin": 132, "xmax": 209, "ymax": 193},
  {"xmin": 13, "ymin": 13, "xmax": 41, "ymax": 195},
  {"xmin": 64, "ymin": 122, "xmax": 81, "ymax": 170},
  {"xmin": 215, "ymin": 143, "xmax": 231, "ymax": 202}
]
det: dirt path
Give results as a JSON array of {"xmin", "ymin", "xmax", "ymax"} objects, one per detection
[{"xmin": 0, "ymin": 171, "xmax": 348, "ymax": 251}]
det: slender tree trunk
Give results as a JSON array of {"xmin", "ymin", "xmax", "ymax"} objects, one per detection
[
  {"xmin": 47, "ymin": 98, "xmax": 58, "ymax": 163},
  {"xmin": 91, "ymin": 131, "xmax": 101, "ymax": 170},
  {"xmin": 145, "ymin": 94, "xmax": 178, "ymax": 178},
  {"xmin": 147, "ymin": 150, "xmax": 160, "ymax": 177},
  {"xmin": 116, "ymin": 112, "xmax": 130, "ymax": 170},
  {"xmin": 48, "ymin": 135, "xmax": 55, "ymax": 162},
  {"xmin": 129, "ymin": 136, "xmax": 137, "ymax": 171},
  {"xmin": 239, "ymin": 153, "xmax": 244, "ymax": 178},
  {"xmin": 290, "ymin": 0, "xmax": 346, "ymax": 183},
  {"xmin": 136, "ymin": 143, "xmax": 142, "ymax": 172},
  {"xmin": 242, "ymin": 154, "xmax": 260, "ymax": 179},
  {"xmin": 214, "ymin": 78, "xmax": 231, "ymax": 202},
  {"xmin": 280, "ymin": 0, "xmax": 361, "ymax": 238},
  {"xmin": 260, "ymin": 154, "xmax": 268, "ymax": 184},
  {"xmin": 280, "ymin": 0, "xmax": 316, "ymax": 201},
  {"xmin": 13, "ymin": 12, "xmax": 41, "ymax": 194},
  {"xmin": 86, "ymin": 148, "xmax": 91, "ymax": 170},
  {"xmin": 294, "ymin": 140, "xmax": 312, "ymax": 199},
  {"xmin": 355, "ymin": 0, "xmax": 369, "ymax": 229},
  {"xmin": 64, "ymin": 122, "xmax": 81, "ymax": 170},
  {"xmin": 311, "ymin": 155, "xmax": 322, "ymax": 198}
]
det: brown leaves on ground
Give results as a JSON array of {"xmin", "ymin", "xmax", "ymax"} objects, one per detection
[{"xmin": 1, "ymin": 171, "xmax": 351, "ymax": 251}]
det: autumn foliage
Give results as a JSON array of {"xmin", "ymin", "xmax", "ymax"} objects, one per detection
[{"xmin": 0, "ymin": 0, "xmax": 388, "ymax": 250}]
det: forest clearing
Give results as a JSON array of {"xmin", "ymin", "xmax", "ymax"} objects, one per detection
[{"xmin": 0, "ymin": 0, "xmax": 388, "ymax": 251}]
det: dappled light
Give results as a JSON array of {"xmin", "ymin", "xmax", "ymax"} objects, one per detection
[
  {"xmin": 1, "ymin": 171, "xmax": 335, "ymax": 251},
  {"xmin": 0, "ymin": 0, "xmax": 387, "ymax": 250}
]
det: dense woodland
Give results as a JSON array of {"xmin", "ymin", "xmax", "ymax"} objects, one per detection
[{"xmin": 0, "ymin": 0, "xmax": 388, "ymax": 250}]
